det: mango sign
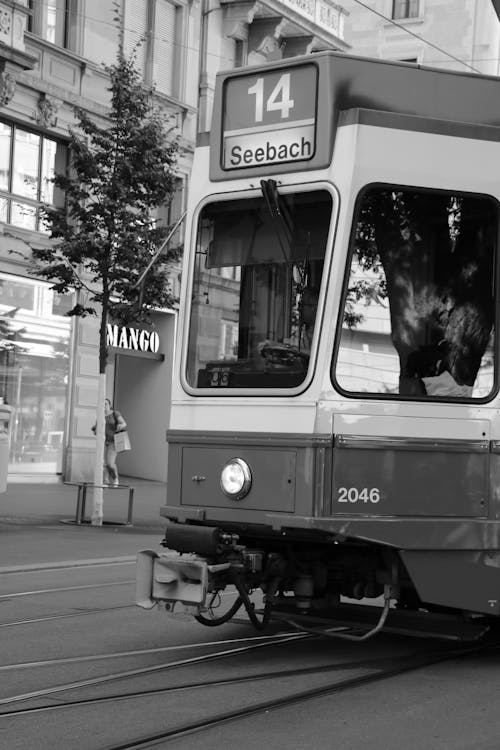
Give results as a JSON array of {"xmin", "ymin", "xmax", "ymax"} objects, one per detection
[{"xmin": 106, "ymin": 324, "xmax": 160, "ymax": 353}]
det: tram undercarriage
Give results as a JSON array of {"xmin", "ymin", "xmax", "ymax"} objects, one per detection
[{"xmin": 136, "ymin": 522, "xmax": 491, "ymax": 641}]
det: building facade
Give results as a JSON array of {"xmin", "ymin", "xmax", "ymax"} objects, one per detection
[
  {"xmin": 342, "ymin": 0, "xmax": 500, "ymax": 75},
  {"xmin": 0, "ymin": 0, "xmax": 199, "ymax": 482}
]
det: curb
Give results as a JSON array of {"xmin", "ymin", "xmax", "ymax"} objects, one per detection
[{"xmin": 0, "ymin": 555, "xmax": 137, "ymax": 574}]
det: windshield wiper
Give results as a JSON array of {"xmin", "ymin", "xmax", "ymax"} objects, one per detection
[{"xmin": 260, "ymin": 179, "xmax": 293, "ymax": 261}]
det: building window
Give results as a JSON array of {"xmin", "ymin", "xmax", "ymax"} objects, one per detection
[
  {"xmin": 150, "ymin": 0, "xmax": 182, "ymax": 97},
  {"xmin": 122, "ymin": 0, "xmax": 183, "ymax": 97},
  {"xmin": 334, "ymin": 185, "xmax": 497, "ymax": 400},
  {"xmin": 123, "ymin": 0, "xmax": 149, "ymax": 75},
  {"xmin": 80, "ymin": 0, "xmax": 184, "ymax": 94},
  {"xmin": 0, "ymin": 273, "xmax": 73, "ymax": 474},
  {"xmin": 0, "ymin": 123, "xmax": 66, "ymax": 233},
  {"xmin": 82, "ymin": 1, "xmax": 120, "ymax": 66},
  {"xmin": 392, "ymin": 0, "xmax": 419, "ymax": 19},
  {"xmin": 29, "ymin": 0, "xmax": 67, "ymax": 46}
]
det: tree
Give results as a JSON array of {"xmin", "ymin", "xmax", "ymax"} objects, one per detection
[{"xmin": 30, "ymin": 45, "xmax": 182, "ymax": 525}]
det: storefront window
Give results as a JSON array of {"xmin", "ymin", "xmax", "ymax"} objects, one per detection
[
  {"xmin": 0, "ymin": 122, "xmax": 10, "ymax": 191},
  {"xmin": 0, "ymin": 274, "xmax": 72, "ymax": 474}
]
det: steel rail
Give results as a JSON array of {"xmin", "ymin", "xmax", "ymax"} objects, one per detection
[
  {"xmin": 2, "ymin": 560, "xmax": 136, "ymax": 575},
  {"xmin": 0, "ymin": 580, "xmax": 135, "ymax": 599},
  {"xmin": 0, "ymin": 601, "xmax": 271, "ymax": 630},
  {"xmin": 0, "ymin": 633, "xmax": 309, "ymax": 708},
  {"xmin": 0, "ymin": 632, "xmax": 299, "ymax": 672},
  {"xmin": 0, "ymin": 651, "xmax": 438, "ymax": 717},
  {"xmin": 0, "ymin": 604, "xmax": 134, "ymax": 628}
]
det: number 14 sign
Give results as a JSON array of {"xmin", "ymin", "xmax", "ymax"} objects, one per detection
[{"xmin": 222, "ymin": 64, "xmax": 317, "ymax": 170}]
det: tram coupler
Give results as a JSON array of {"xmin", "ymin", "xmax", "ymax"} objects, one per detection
[{"xmin": 136, "ymin": 549, "xmax": 232, "ymax": 613}]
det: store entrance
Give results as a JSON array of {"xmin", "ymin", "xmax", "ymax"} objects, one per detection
[{"xmin": 109, "ymin": 313, "xmax": 175, "ymax": 482}]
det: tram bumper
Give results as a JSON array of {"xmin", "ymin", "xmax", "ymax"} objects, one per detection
[{"xmin": 136, "ymin": 549, "xmax": 228, "ymax": 615}]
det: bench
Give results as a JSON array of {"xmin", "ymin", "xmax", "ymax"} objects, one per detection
[{"xmin": 64, "ymin": 482, "xmax": 135, "ymax": 525}]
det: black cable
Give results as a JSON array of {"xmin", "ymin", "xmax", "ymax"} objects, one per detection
[{"xmin": 195, "ymin": 596, "xmax": 243, "ymax": 627}]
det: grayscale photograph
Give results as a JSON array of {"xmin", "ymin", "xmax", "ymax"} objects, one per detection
[{"xmin": 2, "ymin": 1, "xmax": 500, "ymax": 748}]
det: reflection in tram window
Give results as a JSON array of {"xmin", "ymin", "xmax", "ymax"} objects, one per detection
[
  {"xmin": 335, "ymin": 186, "xmax": 497, "ymax": 400},
  {"xmin": 187, "ymin": 189, "xmax": 332, "ymax": 389}
]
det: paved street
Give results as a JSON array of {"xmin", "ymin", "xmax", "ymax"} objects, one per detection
[
  {"xmin": 0, "ymin": 477, "xmax": 166, "ymax": 573},
  {"xmin": 2, "ymin": 555, "xmax": 500, "ymax": 750}
]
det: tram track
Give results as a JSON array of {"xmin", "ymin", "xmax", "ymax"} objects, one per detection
[
  {"xmin": 0, "ymin": 650, "xmax": 446, "ymax": 717},
  {"xmin": 0, "ymin": 632, "xmax": 296, "ymax": 672},
  {"xmin": 0, "ymin": 603, "xmax": 135, "ymax": 628},
  {"xmin": 0, "ymin": 579, "xmax": 135, "ymax": 599},
  {"xmin": 3, "ymin": 547, "xmax": 496, "ymax": 747},
  {"xmin": 1, "ymin": 636, "xmax": 489, "ymax": 749},
  {"xmin": 2, "ymin": 578, "xmax": 497, "ymax": 750},
  {"xmin": 0, "ymin": 607, "xmax": 255, "ymax": 630},
  {"xmin": 0, "ymin": 631, "xmax": 309, "ymax": 709},
  {"xmin": 97, "ymin": 640, "xmax": 500, "ymax": 750},
  {"xmin": 0, "ymin": 575, "xmax": 139, "ymax": 627},
  {"xmin": 0, "ymin": 582, "xmax": 247, "ymax": 629}
]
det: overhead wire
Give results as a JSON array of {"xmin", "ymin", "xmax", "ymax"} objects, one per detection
[{"xmin": 347, "ymin": 0, "xmax": 482, "ymax": 73}]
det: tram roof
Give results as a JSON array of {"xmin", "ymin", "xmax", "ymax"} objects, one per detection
[
  {"xmin": 208, "ymin": 51, "xmax": 500, "ymax": 181},
  {"xmin": 219, "ymin": 51, "xmax": 500, "ymax": 129}
]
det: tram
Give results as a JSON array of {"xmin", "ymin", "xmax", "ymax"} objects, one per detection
[{"xmin": 137, "ymin": 51, "xmax": 500, "ymax": 639}]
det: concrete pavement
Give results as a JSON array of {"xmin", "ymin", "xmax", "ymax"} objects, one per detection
[{"xmin": 0, "ymin": 476, "xmax": 167, "ymax": 573}]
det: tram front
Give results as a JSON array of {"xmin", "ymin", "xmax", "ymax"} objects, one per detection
[
  {"xmin": 136, "ymin": 53, "xmax": 349, "ymax": 626},
  {"xmin": 137, "ymin": 50, "xmax": 500, "ymax": 637}
]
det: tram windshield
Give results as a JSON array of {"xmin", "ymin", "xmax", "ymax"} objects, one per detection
[{"xmin": 186, "ymin": 188, "xmax": 332, "ymax": 389}]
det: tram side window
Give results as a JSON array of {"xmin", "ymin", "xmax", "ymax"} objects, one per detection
[{"xmin": 334, "ymin": 186, "xmax": 497, "ymax": 399}]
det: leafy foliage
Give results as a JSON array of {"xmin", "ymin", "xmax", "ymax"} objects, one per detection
[{"xmin": 31, "ymin": 46, "xmax": 182, "ymax": 368}]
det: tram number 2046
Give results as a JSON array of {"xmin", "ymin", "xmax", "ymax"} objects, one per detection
[{"xmin": 337, "ymin": 487, "xmax": 381, "ymax": 504}]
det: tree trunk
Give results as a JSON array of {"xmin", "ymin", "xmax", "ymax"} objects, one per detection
[
  {"xmin": 91, "ymin": 303, "xmax": 109, "ymax": 526},
  {"xmin": 372, "ymin": 193, "xmax": 494, "ymax": 388},
  {"xmin": 91, "ymin": 373, "xmax": 106, "ymax": 526}
]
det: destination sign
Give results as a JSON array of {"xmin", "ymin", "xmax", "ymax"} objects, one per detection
[{"xmin": 222, "ymin": 64, "xmax": 317, "ymax": 170}]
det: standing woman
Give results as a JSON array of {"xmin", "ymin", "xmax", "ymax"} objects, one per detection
[{"xmin": 92, "ymin": 398, "xmax": 127, "ymax": 485}]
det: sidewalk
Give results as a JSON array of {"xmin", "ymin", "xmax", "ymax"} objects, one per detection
[{"xmin": 0, "ymin": 476, "xmax": 167, "ymax": 573}]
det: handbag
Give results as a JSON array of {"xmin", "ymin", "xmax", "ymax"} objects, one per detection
[{"xmin": 114, "ymin": 430, "xmax": 131, "ymax": 453}]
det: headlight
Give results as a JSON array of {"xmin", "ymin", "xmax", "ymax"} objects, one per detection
[{"xmin": 220, "ymin": 458, "xmax": 252, "ymax": 500}]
